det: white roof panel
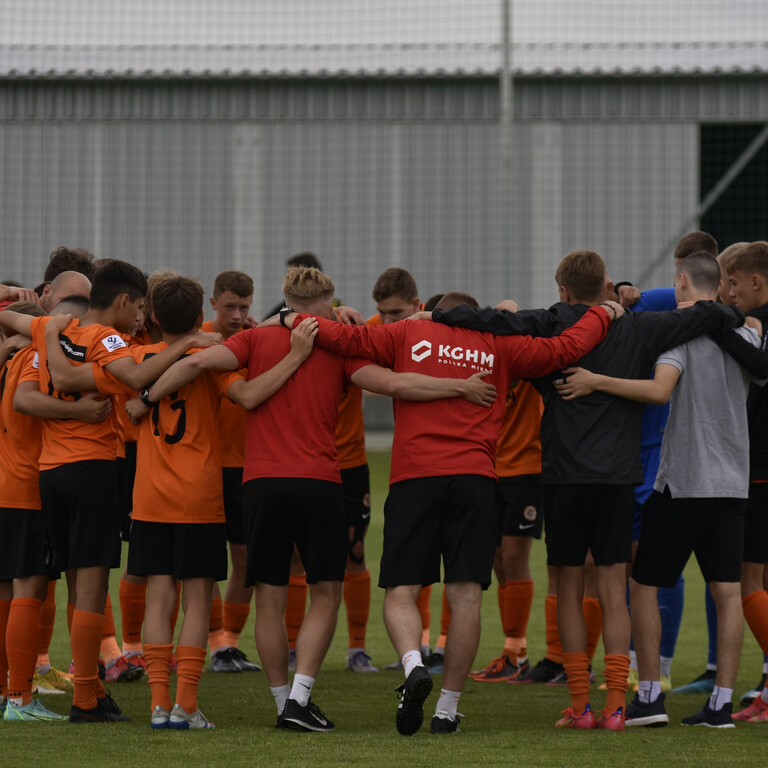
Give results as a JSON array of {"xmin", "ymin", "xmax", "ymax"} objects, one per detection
[{"xmin": 1, "ymin": 0, "xmax": 766, "ymax": 77}]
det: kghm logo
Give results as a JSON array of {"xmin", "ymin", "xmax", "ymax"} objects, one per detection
[{"xmin": 411, "ymin": 340, "xmax": 432, "ymax": 362}]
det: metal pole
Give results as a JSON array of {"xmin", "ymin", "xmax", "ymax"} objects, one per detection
[
  {"xmin": 636, "ymin": 122, "xmax": 768, "ymax": 286},
  {"xmin": 500, "ymin": 0, "xmax": 513, "ymax": 295}
]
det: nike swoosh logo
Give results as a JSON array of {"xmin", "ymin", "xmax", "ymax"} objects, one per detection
[{"xmin": 518, "ymin": 523, "xmax": 535, "ymax": 530}]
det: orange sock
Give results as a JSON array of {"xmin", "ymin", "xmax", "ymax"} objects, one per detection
[
  {"xmin": 285, "ymin": 574, "xmax": 307, "ymax": 650},
  {"xmin": 603, "ymin": 653, "xmax": 629, "ymax": 715},
  {"xmin": 545, "ymin": 595, "xmax": 563, "ymax": 664},
  {"xmin": 175, "ymin": 645, "xmax": 206, "ymax": 714},
  {"xmin": 7, "ymin": 597, "xmax": 43, "ymax": 705},
  {"xmin": 417, "ymin": 585, "xmax": 432, "ymax": 648},
  {"xmin": 583, "ymin": 597, "xmax": 603, "ymax": 663},
  {"xmin": 343, "ymin": 570, "xmax": 371, "ymax": 649},
  {"xmin": 144, "ymin": 643, "xmax": 173, "ymax": 713},
  {"xmin": 223, "ymin": 602, "xmax": 251, "ymax": 649},
  {"xmin": 37, "ymin": 581, "xmax": 56, "ymax": 663},
  {"xmin": 208, "ymin": 596, "xmax": 227, "ymax": 653},
  {"xmin": 503, "ymin": 580, "xmax": 534, "ymax": 663},
  {"xmin": 71, "ymin": 609, "xmax": 104, "ymax": 711},
  {"xmin": 170, "ymin": 582, "xmax": 181, "ymax": 636},
  {"xmin": 100, "ymin": 595, "xmax": 123, "ymax": 663},
  {"xmin": 743, "ymin": 591, "xmax": 768, "ymax": 656},
  {"xmin": 563, "ymin": 651, "xmax": 591, "ymax": 712},
  {"xmin": 119, "ymin": 578, "xmax": 147, "ymax": 653},
  {"xmin": 0, "ymin": 599, "xmax": 11, "ymax": 698}
]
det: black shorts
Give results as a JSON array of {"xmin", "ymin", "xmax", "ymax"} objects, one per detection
[
  {"xmin": 498, "ymin": 475, "xmax": 543, "ymax": 540},
  {"xmin": 39, "ymin": 460, "xmax": 122, "ymax": 571},
  {"xmin": 340, "ymin": 464, "xmax": 371, "ymax": 531},
  {"xmin": 743, "ymin": 483, "xmax": 768, "ymax": 564},
  {"xmin": 128, "ymin": 519, "xmax": 228, "ymax": 580},
  {"xmin": 115, "ymin": 448, "xmax": 136, "ymax": 543},
  {"xmin": 632, "ymin": 487, "xmax": 745, "ymax": 588},
  {"xmin": 379, "ymin": 475, "xmax": 497, "ymax": 589},
  {"xmin": 0, "ymin": 508, "xmax": 58, "ymax": 581},
  {"xmin": 241, "ymin": 478, "xmax": 346, "ymax": 586},
  {"xmin": 543, "ymin": 483, "xmax": 634, "ymax": 567},
  {"xmin": 222, "ymin": 467, "xmax": 245, "ymax": 545}
]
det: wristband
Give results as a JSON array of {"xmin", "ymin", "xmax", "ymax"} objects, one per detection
[
  {"xmin": 599, "ymin": 303, "xmax": 617, "ymax": 321},
  {"xmin": 279, "ymin": 307, "xmax": 294, "ymax": 328},
  {"xmin": 139, "ymin": 388, "xmax": 154, "ymax": 407}
]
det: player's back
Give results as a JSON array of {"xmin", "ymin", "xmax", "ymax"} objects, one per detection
[
  {"xmin": 225, "ymin": 326, "xmax": 366, "ymax": 484},
  {"xmin": 656, "ymin": 331, "xmax": 755, "ymax": 498}
]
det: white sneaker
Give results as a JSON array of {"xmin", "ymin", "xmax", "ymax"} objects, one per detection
[
  {"xmin": 151, "ymin": 705, "xmax": 170, "ymax": 729},
  {"xmin": 168, "ymin": 704, "xmax": 215, "ymax": 730}
]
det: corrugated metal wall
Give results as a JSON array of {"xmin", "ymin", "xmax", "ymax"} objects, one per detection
[{"xmin": 0, "ymin": 77, "xmax": 763, "ymax": 314}]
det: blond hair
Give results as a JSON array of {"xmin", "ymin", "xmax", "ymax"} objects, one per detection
[{"xmin": 282, "ymin": 267, "xmax": 335, "ymax": 307}]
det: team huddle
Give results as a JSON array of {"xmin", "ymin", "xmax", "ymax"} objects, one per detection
[{"xmin": 1, "ymin": 234, "xmax": 767, "ymax": 734}]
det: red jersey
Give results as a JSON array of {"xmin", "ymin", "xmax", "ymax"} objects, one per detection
[
  {"xmin": 495, "ymin": 380, "xmax": 543, "ymax": 477},
  {"xmin": 201, "ymin": 320, "xmax": 246, "ymax": 468},
  {"xmin": 296, "ymin": 308, "xmax": 610, "ymax": 485},
  {"xmin": 0, "ymin": 346, "xmax": 42, "ymax": 509},
  {"xmin": 21, "ymin": 316, "xmax": 132, "ymax": 470},
  {"xmin": 224, "ymin": 327, "xmax": 372, "ymax": 484}
]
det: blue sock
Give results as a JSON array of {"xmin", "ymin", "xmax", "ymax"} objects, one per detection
[
  {"xmin": 658, "ymin": 575, "xmax": 684, "ymax": 659},
  {"xmin": 706, "ymin": 583, "xmax": 718, "ymax": 669}
]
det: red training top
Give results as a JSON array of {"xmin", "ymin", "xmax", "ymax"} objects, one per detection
[
  {"xmin": 295, "ymin": 307, "xmax": 610, "ymax": 485},
  {"xmin": 224, "ymin": 326, "xmax": 372, "ymax": 484}
]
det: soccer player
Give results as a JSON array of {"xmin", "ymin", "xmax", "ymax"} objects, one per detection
[
  {"xmin": 0, "ymin": 300, "xmax": 110, "ymax": 722},
  {"xmin": 278, "ymin": 284, "xmax": 623, "ymax": 734},
  {"xmin": 140, "ymin": 267, "xmax": 499, "ymax": 732},
  {"xmin": 428, "ymin": 249, "xmax": 744, "ymax": 730},
  {"xmin": 557, "ymin": 252, "xmax": 761, "ymax": 727},
  {"xmin": 4, "ymin": 260, "xmax": 217, "ymax": 722},
  {"xmin": 117, "ymin": 275, "xmax": 313, "ymax": 728},
  {"xmin": 202, "ymin": 270, "xmax": 261, "ymax": 673}
]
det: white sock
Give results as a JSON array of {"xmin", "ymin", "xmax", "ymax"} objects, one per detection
[
  {"xmin": 433, "ymin": 647, "xmax": 445, "ymax": 658},
  {"xmin": 270, "ymin": 684, "xmax": 290, "ymax": 714},
  {"xmin": 638, "ymin": 680, "xmax": 661, "ymax": 704},
  {"xmin": 706, "ymin": 663, "xmax": 717, "ymax": 672},
  {"xmin": 629, "ymin": 650, "xmax": 637, "ymax": 670},
  {"xmin": 36, "ymin": 663, "xmax": 51, "ymax": 675},
  {"xmin": 659, "ymin": 656, "xmax": 673, "ymax": 679},
  {"xmin": 402, "ymin": 650, "xmax": 424, "ymax": 678},
  {"xmin": 435, "ymin": 688, "xmax": 461, "ymax": 718},
  {"xmin": 348, "ymin": 647, "xmax": 364, "ymax": 657},
  {"xmin": 290, "ymin": 674, "xmax": 315, "ymax": 707},
  {"xmin": 764, "ymin": 661, "xmax": 768, "ymax": 675},
  {"xmin": 709, "ymin": 685, "xmax": 732, "ymax": 711}
]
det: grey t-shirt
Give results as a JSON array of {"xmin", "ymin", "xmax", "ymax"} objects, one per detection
[{"xmin": 654, "ymin": 326, "xmax": 762, "ymax": 499}]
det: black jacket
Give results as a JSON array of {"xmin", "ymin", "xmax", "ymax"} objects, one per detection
[
  {"xmin": 433, "ymin": 301, "xmax": 744, "ymax": 484},
  {"xmin": 711, "ymin": 302, "xmax": 768, "ymax": 480}
]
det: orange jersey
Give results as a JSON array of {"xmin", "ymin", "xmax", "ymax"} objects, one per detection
[
  {"xmin": 113, "ymin": 332, "xmax": 145, "ymax": 457},
  {"xmin": 334, "ymin": 312, "xmax": 385, "ymax": 469},
  {"xmin": 201, "ymin": 321, "xmax": 246, "ymax": 468},
  {"xmin": 495, "ymin": 380, "xmax": 543, "ymax": 477},
  {"xmin": 127, "ymin": 343, "xmax": 243, "ymax": 524},
  {"xmin": 22, "ymin": 316, "xmax": 132, "ymax": 471},
  {"xmin": 0, "ymin": 346, "xmax": 42, "ymax": 509}
]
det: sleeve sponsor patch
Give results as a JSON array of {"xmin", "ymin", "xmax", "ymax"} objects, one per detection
[{"xmin": 101, "ymin": 335, "xmax": 128, "ymax": 353}]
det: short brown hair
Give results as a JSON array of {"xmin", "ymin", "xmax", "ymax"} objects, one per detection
[
  {"xmin": 555, "ymin": 250, "xmax": 607, "ymax": 304},
  {"xmin": 434, "ymin": 292, "xmax": 479, "ymax": 310},
  {"xmin": 144, "ymin": 270, "xmax": 179, "ymax": 326},
  {"xmin": 718, "ymin": 242, "xmax": 748, "ymax": 275},
  {"xmin": 213, "ymin": 270, "xmax": 253, "ymax": 299},
  {"xmin": 152, "ymin": 276, "xmax": 204, "ymax": 335},
  {"xmin": 674, "ymin": 231, "xmax": 718, "ymax": 261},
  {"xmin": 372, "ymin": 268, "xmax": 418, "ymax": 303},
  {"xmin": 282, "ymin": 267, "xmax": 335, "ymax": 306},
  {"xmin": 730, "ymin": 241, "xmax": 768, "ymax": 281},
  {"xmin": 5, "ymin": 301, "xmax": 45, "ymax": 318},
  {"xmin": 44, "ymin": 247, "xmax": 96, "ymax": 282},
  {"xmin": 678, "ymin": 252, "xmax": 721, "ymax": 294}
]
